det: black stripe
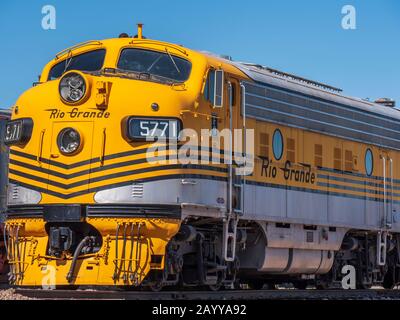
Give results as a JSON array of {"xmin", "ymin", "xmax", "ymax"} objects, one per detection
[
  {"xmin": 10, "ymin": 154, "xmax": 227, "ymax": 180},
  {"xmin": 9, "ymin": 146, "xmax": 234, "ymax": 171},
  {"xmin": 9, "ymin": 164, "xmax": 227, "ymax": 190},
  {"xmin": 317, "ymin": 165, "xmax": 387, "ymax": 181},
  {"xmin": 9, "ymin": 158, "xmax": 90, "ymax": 179},
  {"xmin": 10, "ymin": 147, "xmax": 149, "ymax": 170},
  {"xmin": 7, "ymin": 204, "xmax": 181, "ymax": 219},
  {"xmin": 6, "ymin": 205, "xmax": 43, "ymax": 218},
  {"xmin": 86, "ymin": 204, "xmax": 181, "ymax": 219},
  {"xmin": 317, "ymin": 181, "xmax": 385, "ymax": 197},
  {"xmin": 318, "ymin": 173, "xmax": 400, "ymax": 193}
]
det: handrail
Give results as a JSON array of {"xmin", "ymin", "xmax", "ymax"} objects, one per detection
[
  {"xmin": 100, "ymin": 128, "xmax": 107, "ymax": 166},
  {"xmin": 37, "ymin": 129, "xmax": 45, "ymax": 166},
  {"xmin": 382, "ymin": 156, "xmax": 387, "ymax": 228},
  {"xmin": 240, "ymin": 82, "xmax": 246, "ymax": 214},
  {"xmin": 55, "ymin": 40, "xmax": 103, "ymax": 59},
  {"xmin": 228, "ymin": 82, "xmax": 233, "ymax": 214},
  {"xmin": 389, "ymin": 158, "xmax": 394, "ymax": 228},
  {"xmin": 129, "ymin": 39, "xmax": 188, "ymax": 56}
]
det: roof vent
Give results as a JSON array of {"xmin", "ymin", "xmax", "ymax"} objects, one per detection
[{"xmin": 375, "ymin": 98, "xmax": 396, "ymax": 108}]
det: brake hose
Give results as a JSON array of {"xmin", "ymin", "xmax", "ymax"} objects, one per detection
[{"xmin": 66, "ymin": 236, "xmax": 91, "ymax": 283}]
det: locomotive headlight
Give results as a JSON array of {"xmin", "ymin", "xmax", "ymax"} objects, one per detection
[
  {"xmin": 57, "ymin": 128, "xmax": 82, "ymax": 155},
  {"xmin": 59, "ymin": 71, "xmax": 88, "ymax": 104}
]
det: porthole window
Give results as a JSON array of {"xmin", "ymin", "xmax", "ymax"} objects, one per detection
[
  {"xmin": 272, "ymin": 129, "xmax": 283, "ymax": 160},
  {"xmin": 365, "ymin": 148, "xmax": 373, "ymax": 176}
]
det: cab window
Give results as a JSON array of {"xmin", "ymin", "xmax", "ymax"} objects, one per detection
[
  {"xmin": 48, "ymin": 49, "xmax": 106, "ymax": 80},
  {"xmin": 117, "ymin": 48, "xmax": 192, "ymax": 83}
]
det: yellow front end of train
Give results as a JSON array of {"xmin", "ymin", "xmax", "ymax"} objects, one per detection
[
  {"xmin": 6, "ymin": 218, "xmax": 180, "ymax": 286},
  {"xmin": 4, "ymin": 29, "xmax": 240, "ymax": 287}
]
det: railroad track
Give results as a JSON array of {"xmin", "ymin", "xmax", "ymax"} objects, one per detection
[{"xmin": 14, "ymin": 288, "xmax": 400, "ymax": 300}]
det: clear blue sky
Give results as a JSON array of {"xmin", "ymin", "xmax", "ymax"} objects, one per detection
[{"xmin": 1, "ymin": 0, "xmax": 399, "ymax": 109}]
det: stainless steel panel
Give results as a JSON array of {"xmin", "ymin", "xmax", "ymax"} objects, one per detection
[
  {"xmin": 7, "ymin": 183, "xmax": 41, "ymax": 205},
  {"xmin": 242, "ymin": 183, "xmax": 400, "ymax": 232},
  {"xmin": 94, "ymin": 178, "xmax": 227, "ymax": 209}
]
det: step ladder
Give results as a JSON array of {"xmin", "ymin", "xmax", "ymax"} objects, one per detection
[
  {"xmin": 377, "ymin": 231, "xmax": 387, "ymax": 266},
  {"xmin": 223, "ymin": 168, "xmax": 245, "ymax": 262}
]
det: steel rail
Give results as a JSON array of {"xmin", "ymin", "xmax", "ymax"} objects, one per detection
[{"xmin": 14, "ymin": 288, "xmax": 400, "ymax": 300}]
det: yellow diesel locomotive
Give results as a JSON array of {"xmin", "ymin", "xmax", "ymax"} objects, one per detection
[{"xmin": 3, "ymin": 25, "xmax": 400, "ymax": 289}]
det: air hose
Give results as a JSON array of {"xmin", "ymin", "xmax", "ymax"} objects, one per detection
[{"xmin": 66, "ymin": 236, "xmax": 91, "ymax": 283}]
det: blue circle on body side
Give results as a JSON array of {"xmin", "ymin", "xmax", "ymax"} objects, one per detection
[
  {"xmin": 273, "ymin": 129, "xmax": 283, "ymax": 160},
  {"xmin": 365, "ymin": 148, "xmax": 373, "ymax": 176}
]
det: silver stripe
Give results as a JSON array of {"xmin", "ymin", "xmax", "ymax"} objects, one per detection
[{"xmin": 244, "ymin": 81, "xmax": 400, "ymax": 150}]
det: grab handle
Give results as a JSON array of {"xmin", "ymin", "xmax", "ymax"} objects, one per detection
[{"xmin": 37, "ymin": 129, "xmax": 45, "ymax": 166}]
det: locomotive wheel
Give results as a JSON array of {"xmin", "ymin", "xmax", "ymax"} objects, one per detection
[
  {"xmin": 149, "ymin": 282, "xmax": 164, "ymax": 292},
  {"xmin": 207, "ymin": 284, "xmax": 222, "ymax": 291}
]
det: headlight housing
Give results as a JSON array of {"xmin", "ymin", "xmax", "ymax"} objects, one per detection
[
  {"xmin": 57, "ymin": 128, "xmax": 82, "ymax": 155},
  {"xmin": 59, "ymin": 71, "xmax": 88, "ymax": 104}
]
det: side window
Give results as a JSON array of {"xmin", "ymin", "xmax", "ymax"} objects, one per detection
[
  {"xmin": 214, "ymin": 70, "xmax": 224, "ymax": 107},
  {"xmin": 203, "ymin": 69, "xmax": 224, "ymax": 108},
  {"xmin": 230, "ymin": 83, "xmax": 236, "ymax": 106},
  {"xmin": 204, "ymin": 70, "xmax": 215, "ymax": 103}
]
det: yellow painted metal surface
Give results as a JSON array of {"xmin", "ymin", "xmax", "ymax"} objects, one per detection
[{"xmin": 6, "ymin": 218, "xmax": 180, "ymax": 286}]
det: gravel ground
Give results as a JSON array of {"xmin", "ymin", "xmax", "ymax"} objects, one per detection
[{"xmin": 0, "ymin": 289, "xmax": 34, "ymax": 300}]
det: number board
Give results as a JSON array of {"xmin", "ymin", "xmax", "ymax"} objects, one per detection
[
  {"xmin": 4, "ymin": 120, "xmax": 23, "ymax": 145},
  {"xmin": 127, "ymin": 117, "xmax": 182, "ymax": 141}
]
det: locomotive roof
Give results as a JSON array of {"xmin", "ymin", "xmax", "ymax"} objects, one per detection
[
  {"xmin": 231, "ymin": 61, "xmax": 400, "ymax": 122},
  {"xmin": 42, "ymin": 35, "xmax": 399, "ymax": 124}
]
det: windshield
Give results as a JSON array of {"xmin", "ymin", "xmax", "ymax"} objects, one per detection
[
  {"xmin": 48, "ymin": 49, "xmax": 106, "ymax": 80},
  {"xmin": 117, "ymin": 48, "xmax": 192, "ymax": 83}
]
